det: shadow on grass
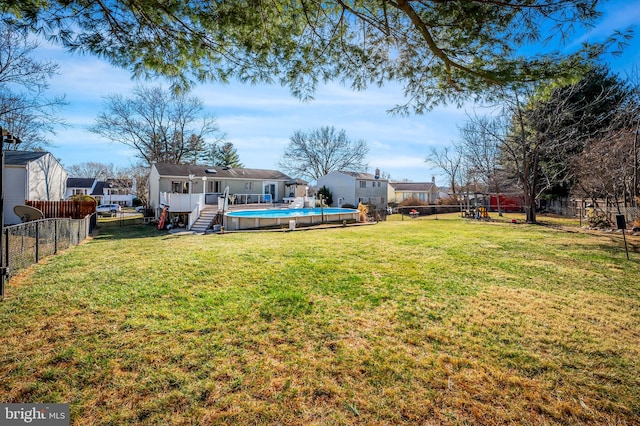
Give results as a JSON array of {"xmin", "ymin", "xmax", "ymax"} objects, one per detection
[{"xmin": 95, "ymin": 220, "xmax": 163, "ymax": 241}]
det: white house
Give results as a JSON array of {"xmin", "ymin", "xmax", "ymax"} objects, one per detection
[
  {"xmin": 97, "ymin": 178, "xmax": 137, "ymax": 207},
  {"xmin": 317, "ymin": 170, "xmax": 388, "ymax": 208},
  {"xmin": 4, "ymin": 151, "xmax": 68, "ymax": 225},
  {"xmin": 66, "ymin": 177, "xmax": 97, "ymax": 199},
  {"xmin": 66, "ymin": 177, "xmax": 136, "ymax": 206},
  {"xmin": 388, "ymin": 179, "xmax": 439, "ymax": 205}
]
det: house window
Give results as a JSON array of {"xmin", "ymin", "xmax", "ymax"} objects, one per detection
[
  {"xmin": 245, "ymin": 182, "xmax": 253, "ymax": 190},
  {"xmin": 359, "ymin": 181, "xmax": 366, "ymax": 189},
  {"xmin": 208, "ymin": 181, "xmax": 221, "ymax": 193},
  {"xmin": 72, "ymin": 189, "xmax": 85, "ymax": 195},
  {"xmin": 171, "ymin": 181, "xmax": 187, "ymax": 193}
]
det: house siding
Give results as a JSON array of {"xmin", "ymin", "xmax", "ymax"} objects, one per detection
[
  {"xmin": 4, "ymin": 167, "xmax": 28, "ymax": 225},
  {"xmin": 26, "ymin": 154, "xmax": 67, "ymax": 201},
  {"xmin": 317, "ymin": 171, "xmax": 388, "ymax": 208},
  {"xmin": 4, "ymin": 153, "xmax": 68, "ymax": 225},
  {"xmin": 388, "ymin": 182, "xmax": 439, "ymax": 204},
  {"xmin": 148, "ymin": 166, "xmax": 161, "ymax": 209},
  {"xmin": 317, "ymin": 171, "xmax": 356, "ymax": 207}
]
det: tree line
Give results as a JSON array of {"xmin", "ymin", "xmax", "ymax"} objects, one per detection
[{"xmin": 428, "ymin": 65, "xmax": 640, "ymax": 223}]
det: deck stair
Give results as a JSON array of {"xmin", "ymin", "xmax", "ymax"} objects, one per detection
[
  {"xmin": 289, "ymin": 197, "xmax": 305, "ymax": 209},
  {"xmin": 190, "ymin": 206, "xmax": 219, "ymax": 233}
]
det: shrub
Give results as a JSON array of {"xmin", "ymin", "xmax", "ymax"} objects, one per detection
[
  {"xmin": 317, "ymin": 186, "xmax": 333, "ymax": 206},
  {"xmin": 398, "ymin": 196, "xmax": 429, "ymax": 207},
  {"xmin": 437, "ymin": 196, "xmax": 460, "ymax": 206},
  {"xmin": 357, "ymin": 202, "xmax": 368, "ymax": 222}
]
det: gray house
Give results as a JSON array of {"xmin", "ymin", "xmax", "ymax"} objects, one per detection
[
  {"xmin": 388, "ymin": 180, "xmax": 439, "ymax": 205},
  {"xmin": 148, "ymin": 163, "xmax": 295, "ymax": 229},
  {"xmin": 4, "ymin": 151, "xmax": 68, "ymax": 225},
  {"xmin": 316, "ymin": 170, "xmax": 388, "ymax": 208}
]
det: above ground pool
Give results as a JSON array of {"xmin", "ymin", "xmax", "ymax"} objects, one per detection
[{"xmin": 225, "ymin": 207, "xmax": 359, "ymax": 230}]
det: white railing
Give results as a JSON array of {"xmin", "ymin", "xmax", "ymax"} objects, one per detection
[
  {"xmin": 188, "ymin": 203, "xmax": 202, "ymax": 230},
  {"xmin": 159, "ymin": 192, "xmax": 205, "ymax": 213},
  {"xmin": 229, "ymin": 193, "xmax": 273, "ymax": 205}
]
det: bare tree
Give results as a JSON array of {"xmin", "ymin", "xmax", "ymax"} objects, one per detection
[
  {"xmin": 425, "ymin": 144, "xmax": 463, "ymax": 197},
  {"xmin": 572, "ymin": 73, "xmax": 640, "ymax": 208},
  {"xmin": 114, "ymin": 164, "xmax": 151, "ymax": 206},
  {"xmin": 66, "ymin": 162, "xmax": 116, "ymax": 180},
  {"xmin": 458, "ymin": 114, "xmax": 509, "ymax": 214},
  {"xmin": 0, "ymin": 22, "xmax": 66, "ymax": 149},
  {"xmin": 279, "ymin": 126, "xmax": 369, "ymax": 181},
  {"xmin": 572, "ymin": 129, "xmax": 634, "ymax": 208},
  {"xmin": 90, "ymin": 86, "xmax": 222, "ymax": 165}
]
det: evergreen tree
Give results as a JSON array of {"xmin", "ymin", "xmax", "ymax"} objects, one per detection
[
  {"xmin": 208, "ymin": 142, "xmax": 243, "ymax": 168},
  {"xmin": 4, "ymin": 1, "xmax": 624, "ymax": 113}
]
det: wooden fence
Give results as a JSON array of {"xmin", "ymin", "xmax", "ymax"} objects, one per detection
[{"xmin": 26, "ymin": 200, "xmax": 96, "ymax": 220}]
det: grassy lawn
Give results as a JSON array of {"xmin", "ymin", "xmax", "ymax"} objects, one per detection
[{"xmin": 1, "ymin": 213, "xmax": 638, "ymax": 425}]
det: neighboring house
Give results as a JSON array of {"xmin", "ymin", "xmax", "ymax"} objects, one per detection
[
  {"xmin": 66, "ymin": 177, "xmax": 136, "ymax": 206},
  {"xmin": 4, "ymin": 151, "xmax": 68, "ymax": 225},
  {"xmin": 388, "ymin": 178, "xmax": 439, "ymax": 205},
  {"xmin": 148, "ymin": 163, "xmax": 294, "ymax": 227},
  {"xmin": 66, "ymin": 177, "xmax": 98, "ymax": 199},
  {"xmin": 317, "ymin": 170, "xmax": 388, "ymax": 208},
  {"xmin": 95, "ymin": 178, "xmax": 136, "ymax": 207}
]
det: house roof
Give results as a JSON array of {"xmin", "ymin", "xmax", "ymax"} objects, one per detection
[
  {"xmin": 389, "ymin": 182, "xmax": 436, "ymax": 191},
  {"xmin": 338, "ymin": 171, "xmax": 386, "ymax": 181},
  {"xmin": 91, "ymin": 181, "xmax": 109, "ymax": 196},
  {"xmin": 67, "ymin": 178, "xmax": 96, "ymax": 188},
  {"xmin": 153, "ymin": 163, "xmax": 292, "ymax": 181},
  {"xmin": 4, "ymin": 151, "xmax": 48, "ymax": 166},
  {"xmin": 285, "ymin": 178, "xmax": 308, "ymax": 186}
]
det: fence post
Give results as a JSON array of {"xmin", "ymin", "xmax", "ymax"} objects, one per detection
[
  {"xmin": 54, "ymin": 219, "xmax": 58, "ymax": 255},
  {"xmin": 1, "ymin": 228, "xmax": 7, "ymax": 298},
  {"xmin": 35, "ymin": 221, "xmax": 40, "ymax": 263},
  {"xmin": 4, "ymin": 228, "xmax": 8, "ymax": 276}
]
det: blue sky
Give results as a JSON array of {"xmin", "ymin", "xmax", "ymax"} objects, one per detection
[{"xmin": 36, "ymin": 1, "xmax": 640, "ymax": 184}]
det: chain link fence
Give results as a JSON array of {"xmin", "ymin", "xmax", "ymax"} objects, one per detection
[{"xmin": 2, "ymin": 214, "xmax": 96, "ymax": 281}]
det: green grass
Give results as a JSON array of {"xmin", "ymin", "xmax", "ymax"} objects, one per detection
[{"xmin": 1, "ymin": 213, "xmax": 639, "ymax": 425}]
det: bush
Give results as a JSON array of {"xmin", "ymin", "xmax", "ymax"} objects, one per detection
[
  {"xmin": 437, "ymin": 196, "xmax": 460, "ymax": 206},
  {"xmin": 398, "ymin": 196, "xmax": 429, "ymax": 207},
  {"xmin": 357, "ymin": 202, "xmax": 368, "ymax": 222},
  {"xmin": 317, "ymin": 186, "xmax": 333, "ymax": 206}
]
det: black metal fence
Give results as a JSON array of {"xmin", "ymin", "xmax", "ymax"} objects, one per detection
[{"xmin": 2, "ymin": 214, "xmax": 96, "ymax": 282}]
